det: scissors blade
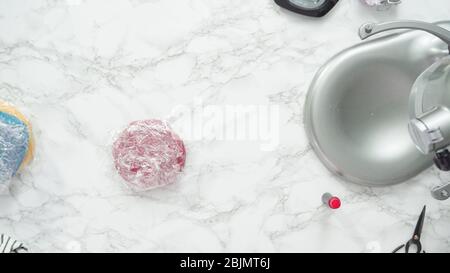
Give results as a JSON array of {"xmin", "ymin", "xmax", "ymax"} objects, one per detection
[{"xmin": 413, "ymin": 205, "xmax": 426, "ymax": 240}]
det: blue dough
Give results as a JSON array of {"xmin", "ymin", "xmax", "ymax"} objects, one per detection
[{"xmin": 0, "ymin": 111, "xmax": 29, "ymax": 184}]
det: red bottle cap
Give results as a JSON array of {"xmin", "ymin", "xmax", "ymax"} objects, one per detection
[{"xmin": 328, "ymin": 197, "xmax": 341, "ymax": 209}]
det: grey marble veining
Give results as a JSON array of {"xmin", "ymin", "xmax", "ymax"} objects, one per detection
[{"xmin": 0, "ymin": 0, "xmax": 449, "ymax": 252}]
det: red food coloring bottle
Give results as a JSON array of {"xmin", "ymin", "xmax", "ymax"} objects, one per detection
[{"xmin": 322, "ymin": 193, "xmax": 341, "ymax": 209}]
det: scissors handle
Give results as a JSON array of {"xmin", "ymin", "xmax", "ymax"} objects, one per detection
[
  {"xmin": 392, "ymin": 244, "xmax": 405, "ymax": 253},
  {"xmin": 405, "ymin": 239, "xmax": 422, "ymax": 253}
]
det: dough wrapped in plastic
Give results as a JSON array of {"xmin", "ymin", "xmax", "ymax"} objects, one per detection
[
  {"xmin": 112, "ymin": 119, "xmax": 186, "ymax": 191},
  {"xmin": 0, "ymin": 112, "xmax": 29, "ymax": 190},
  {"xmin": 0, "ymin": 101, "xmax": 34, "ymax": 193}
]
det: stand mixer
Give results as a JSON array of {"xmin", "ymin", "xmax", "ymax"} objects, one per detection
[{"xmin": 360, "ymin": 21, "xmax": 450, "ymax": 200}]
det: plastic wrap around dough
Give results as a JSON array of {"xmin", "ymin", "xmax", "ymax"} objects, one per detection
[
  {"xmin": 112, "ymin": 119, "xmax": 186, "ymax": 191},
  {"xmin": 0, "ymin": 101, "xmax": 34, "ymax": 193},
  {"xmin": 0, "ymin": 112, "xmax": 29, "ymax": 191},
  {"xmin": 361, "ymin": 0, "xmax": 401, "ymax": 7},
  {"xmin": 0, "ymin": 100, "xmax": 34, "ymax": 168}
]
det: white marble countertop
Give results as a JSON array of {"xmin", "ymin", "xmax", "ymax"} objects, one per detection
[{"xmin": 1, "ymin": 0, "xmax": 450, "ymax": 253}]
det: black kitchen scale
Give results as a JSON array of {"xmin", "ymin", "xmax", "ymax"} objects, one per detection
[{"xmin": 274, "ymin": 0, "xmax": 339, "ymax": 17}]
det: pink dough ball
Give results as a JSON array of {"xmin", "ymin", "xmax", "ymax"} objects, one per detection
[{"xmin": 112, "ymin": 119, "xmax": 186, "ymax": 191}]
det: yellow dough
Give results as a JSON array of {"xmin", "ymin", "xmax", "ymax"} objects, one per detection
[{"xmin": 0, "ymin": 100, "xmax": 34, "ymax": 168}]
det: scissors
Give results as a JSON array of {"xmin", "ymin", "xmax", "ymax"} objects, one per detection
[{"xmin": 392, "ymin": 205, "xmax": 426, "ymax": 253}]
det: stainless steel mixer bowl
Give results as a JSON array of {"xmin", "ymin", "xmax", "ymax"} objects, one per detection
[{"xmin": 304, "ymin": 22, "xmax": 450, "ymax": 186}]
